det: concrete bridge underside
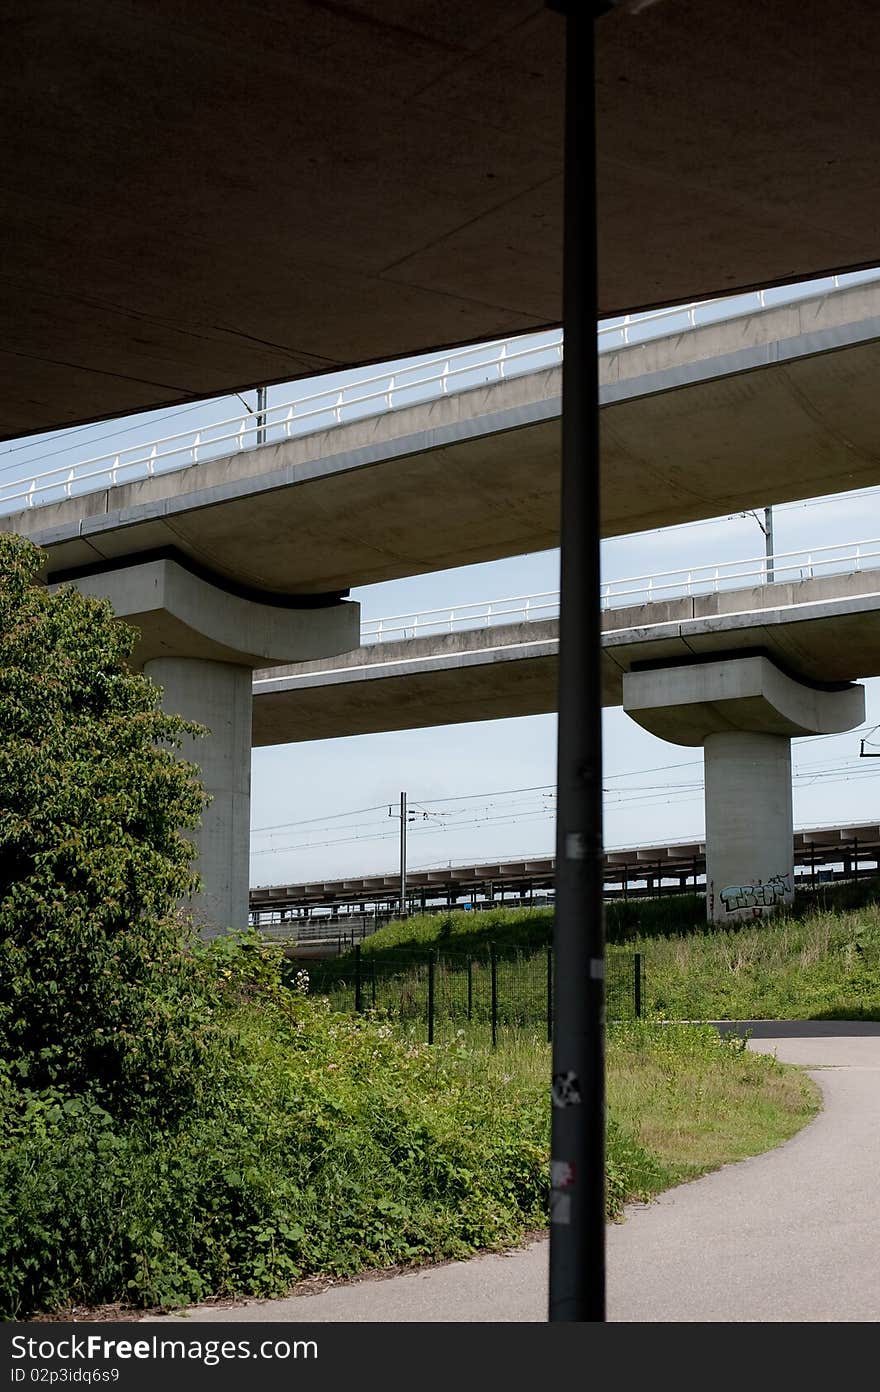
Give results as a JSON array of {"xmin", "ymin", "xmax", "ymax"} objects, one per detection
[
  {"xmin": 251, "ymin": 571, "xmax": 880, "ymax": 745},
  {"xmin": 252, "ymin": 570, "xmax": 877, "ymax": 925},
  {"xmin": 5, "ymin": 2, "xmax": 880, "ymax": 442},
  {"xmin": 13, "ymin": 282, "xmax": 880, "ymax": 597}
]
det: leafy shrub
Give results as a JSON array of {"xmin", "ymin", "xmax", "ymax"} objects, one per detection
[
  {"xmin": 0, "ymin": 938, "xmax": 551, "ymax": 1318},
  {"xmin": 0, "ymin": 534, "xmax": 217, "ymax": 1122}
]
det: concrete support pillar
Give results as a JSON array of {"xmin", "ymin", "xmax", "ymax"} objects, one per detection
[
  {"xmin": 145, "ymin": 658, "xmax": 252, "ymax": 935},
  {"xmin": 704, "ymin": 731, "xmax": 793, "ymax": 922},
  {"xmin": 64, "ymin": 555, "xmax": 359, "ymax": 936},
  {"xmin": 623, "ymin": 655, "xmax": 865, "ymax": 925}
]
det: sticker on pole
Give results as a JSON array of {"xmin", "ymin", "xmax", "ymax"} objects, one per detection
[
  {"xmin": 550, "ymin": 1190, "xmax": 572, "ymax": 1226},
  {"xmin": 550, "ymin": 1160, "xmax": 576, "ymax": 1189},
  {"xmin": 552, "ymin": 1071, "xmax": 582, "ymax": 1108}
]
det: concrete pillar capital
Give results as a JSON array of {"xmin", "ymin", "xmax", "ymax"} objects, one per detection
[
  {"xmin": 59, "ymin": 556, "xmax": 359, "ymax": 670},
  {"xmin": 623, "ymin": 654, "xmax": 864, "ymax": 747}
]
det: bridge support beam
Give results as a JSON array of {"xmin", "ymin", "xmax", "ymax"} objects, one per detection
[
  {"xmin": 622, "ymin": 655, "xmax": 864, "ymax": 924},
  {"xmin": 59, "ymin": 556, "xmax": 359, "ymax": 936}
]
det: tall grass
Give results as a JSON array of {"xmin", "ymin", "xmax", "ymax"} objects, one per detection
[
  {"xmin": 640, "ymin": 906, "xmax": 880, "ymax": 1020},
  {"xmin": 427, "ymin": 1021, "xmax": 819, "ymax": 1213},
  {"xmin": 320, "ymin": 895, "xmax": 880, "ymax": 1022}
]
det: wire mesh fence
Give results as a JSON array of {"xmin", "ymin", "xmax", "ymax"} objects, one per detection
[{"xmin": 307, "ymin": 945, "xmax": 644, "ymax": 1046}]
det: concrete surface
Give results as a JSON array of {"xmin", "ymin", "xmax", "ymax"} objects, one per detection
[
  {"xmin": 250, "ymin": 572, "xmax": 880, "ymax": 745},
  {"xmin": 58, "ymin": 558, "xmax": 358, "ymax": 931},
  {"xmin": 703, "ymin": 733, "xmax": 794, "ymax": 921},
  {"xmin": 146, "ymin": 658, "xmax": 252, "ymax": 934},
  {"xmin": 621, "ymin": 655, "xmax": 865, "ymax": 747},
  {"xmin": 12, "ymin": 282, "xmax": 880, "ymax": 595},
  {"xmin": 6, "ymin": 3, "xmax": 880, "ymax": 439},
  {"xmin": 142, "ymin": 1026, "xmax": 880, "ymax": 1323},
  {"xmin": 61, "ymin": 558, "xmax": 359, "ymax": 670}
]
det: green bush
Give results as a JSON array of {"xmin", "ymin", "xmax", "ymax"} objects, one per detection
[
  {"xmin": 0, "ymin": 939, "xmax": 550, "ymax": 1318},
  {"xmin": 0, "ymin": 534, "xmax": 217, "ymax": 1123}
]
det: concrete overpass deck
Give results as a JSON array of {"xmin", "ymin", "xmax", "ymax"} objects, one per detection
[
  {"xmin": 10, "ymin": 279, "xmax": 880, "ymax": 599},
  {"xmin": 251, "ymin": 568, "xmax": 880, "ymax": 745}
]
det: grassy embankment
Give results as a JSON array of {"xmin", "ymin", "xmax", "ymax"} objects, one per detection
[
  {"xmin": 0, "ymin": 932, "xmax": 819, "ymax": 1320},
  {"xmin": 314, "ymin": 881, "xmax": 880, "ymax": 1022}
]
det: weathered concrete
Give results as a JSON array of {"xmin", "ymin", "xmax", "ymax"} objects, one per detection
[
  {"xmin": 620, "ymin": 654, "xmax": 865, "ymax": 747},
  {"xmin": 56, "ymin": 558, "xmax": 359, "ymax": 932},
  {"xmin": 146, "ymin": 659, "xmax": 252, "ymax": 935},
  {"xmin": 704, "ymin": 733, "xmax": 794, "ymax": 920},
  {"xmin": 250, "ymin": 571, "xmax": 880, "ymax": 745},
  {"xmin": 623, "ymin": 656, "xmax": 864, "ymax": 922},
  {"xmin": 62, "ymin": 557, "xmax": 360, "ymax": 669},
  {"xmin": 13, "ymin": 281, "xmax": 880, "ymax": 595},
  {"xmin": 6, "ymin": 3, "xmax": 880, "ymax": 440}
]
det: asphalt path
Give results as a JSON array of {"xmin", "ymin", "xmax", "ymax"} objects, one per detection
[{"xmin": 144, "ymin": 1024, "xmax": 880, "ymax": 1323}]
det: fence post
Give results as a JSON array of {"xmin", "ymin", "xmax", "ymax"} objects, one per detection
[
  {"xmin": 490, "ymin": 943, "xmax": 498, "ymax": 1049},
  {"xmin": 428, "ymin": 951, "xmax": 436, "ymax": 1045},
  {"xmin": 467, "ymin": 957, "xmax": 473, "ymax": 1021},
  {"xmin": 354, "ymin": 944, "xmax": 362, "ymax": 1014},
  {"xmin": 634, "ymin": 953, "xmax": 642, "ymax": 1019},
  {"xmin": 547, "ymin": 946, "xmax": 553, "ymax": 1043},
  {"xmin": 371, "ymin": 958, "xmax": 376, "ymax": 1008}
]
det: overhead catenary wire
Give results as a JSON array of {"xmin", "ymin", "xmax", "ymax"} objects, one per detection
[{"xmin": 250, "ymin": 730, "xmax": 878, "ymax": 848}]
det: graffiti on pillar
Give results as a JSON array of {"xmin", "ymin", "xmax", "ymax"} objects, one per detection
[{"xmin": 719, "ymin": 873, "xmax": 792, "ymax": 913}]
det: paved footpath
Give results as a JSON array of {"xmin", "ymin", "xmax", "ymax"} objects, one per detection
[{"xmin": 145, "ymin": 1024, "xmax": 880, "ymax": 1323}]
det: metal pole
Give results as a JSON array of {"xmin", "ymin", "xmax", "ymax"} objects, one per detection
[
  {"xmin": 550, "ymin": 1, "xmax": 607, "ymax": 1324},
  {"xmin": 427, "ymin": 951, "xmax": 435, "ymax": 1044},
  {"xmin": 256, "ymin": 385, "xmax": 267, "ymax": 446},
  {"xmin": 354, "ymin": 944, "xmax": 362, "ymax": 1014},
  {"xmin": 490, "ymin": 943, "xmax": 498, "ymax": 1049},
  {"xmin": 399, "ymin": 790, "xmax": 407, "ymax": 918},
  {"xmin": 764, "ymin": 506, "xmax": 774, "ymax": 583},
  {"xmin": 634, "ymin": 953, "xmax": 642, "ymax": 1019}
]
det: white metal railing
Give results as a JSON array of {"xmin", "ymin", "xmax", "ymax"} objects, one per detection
[
  {"xmin": 362, "ymin": 591, "xmax": 560, "ymax": 643},
  {"xmin": 2, "ymin": 268, "xmax": 875, "ymax": 518},
  {"xmin": 361, "ymin": 537, "xmax": 880, "ymax": 643},
  {"xmin": 599, "ymin": 536, "xmax": 880, "ymax": 608}
]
